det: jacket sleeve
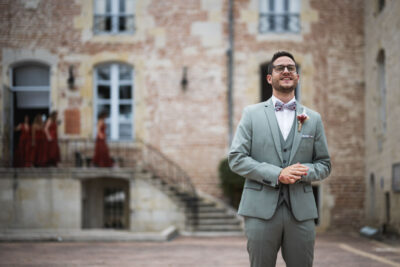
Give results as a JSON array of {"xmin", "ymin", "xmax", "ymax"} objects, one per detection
[
  {"xmin": 301, "ymin": 114, "xmax": 331, "ymax": 182},
  {"xmin": 228, "ymin": 107, "xmax": 282, "ymax": 188}
]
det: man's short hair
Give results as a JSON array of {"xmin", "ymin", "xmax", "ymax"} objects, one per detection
[{"xmin": 267, "ymin": 51, "xmax": 297, "ymax": 74}]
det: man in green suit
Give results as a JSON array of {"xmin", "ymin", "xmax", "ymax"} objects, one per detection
[{"xmin": 229, "ymin": 51, "xmax": 331, "ymax": 267}]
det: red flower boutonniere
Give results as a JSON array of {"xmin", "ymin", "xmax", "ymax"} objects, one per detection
[{"xmin": 297, "ymin": 109, "xmax": 309, "ymax": 132}]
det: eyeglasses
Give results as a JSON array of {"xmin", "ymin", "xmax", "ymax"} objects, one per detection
[{"xmin": 272, "ymin": 65, "xmax": 297, "ymax": 73}]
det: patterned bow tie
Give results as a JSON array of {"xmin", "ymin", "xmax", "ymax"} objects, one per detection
[{"xmin": 274, "ymin": 101, "xmax": 296, "ymax": 112}]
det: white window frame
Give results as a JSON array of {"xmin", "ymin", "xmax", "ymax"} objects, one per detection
[
  {"xmin": 93, "ymin": 0, "xmax": 136, "ymax": 35},
  {"xmin": 94, "ymin": 63, "xmax": 134, "ymax": 141},
  {"xmin": 259, "ymin": 0, "xmax": 301, "ymax": 33}
]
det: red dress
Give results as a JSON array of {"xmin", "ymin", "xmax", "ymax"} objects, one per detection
[
  {"xmin": 47, "ymin": 121, "xmax": 60, "ymax": 166},
  {"xmin": 93, "ymin": 124, "xmax": 113, "ymax": 167},
  {"xmin": 14, "ymin": 124, "xmax": 32, "ymax": 167},
  {"xmin": 31, "ymin": 127, "xmax": 48, "ymax": 167}
]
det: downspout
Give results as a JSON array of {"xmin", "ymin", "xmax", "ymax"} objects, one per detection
[{"xmin": 227, "ymin": 0, "xmax": 234, "ymax": 146}]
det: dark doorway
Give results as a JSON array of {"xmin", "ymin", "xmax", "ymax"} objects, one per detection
[
  {"xmin": 260, "ymin": 62, "xmax": 272, "ymax": 102},
  {"xmin": 10, "ymin": 62, "xmax": 50, "ymax": 166},
  {"xmin": 385, "ymin": 191, "xmax": 390, "ymax": 224},
  {"xmin": 82, "ymin": 178, "xmax": 130, "ymax": 230},
  {"xmin": 13, "ymin": 102, "xmax": 48, "ymax": 160}
]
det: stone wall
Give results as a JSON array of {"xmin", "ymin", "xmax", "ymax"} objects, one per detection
[
  {"xmin": 0, "ymin": 169, "xmax": 185, "ymax": 232},
  {"xmin": 364, "ymin": 0, "xmax": 400, "ymax": 232}
]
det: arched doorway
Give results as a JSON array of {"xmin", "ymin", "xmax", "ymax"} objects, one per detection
[{"xmin": 9, "ymin": 62, "xmax": 50, "ymax": 165}]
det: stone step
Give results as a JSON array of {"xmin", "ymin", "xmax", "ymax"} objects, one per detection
[
  {"xmin": 187, "ymin": 218, "xmax": 241, "ymax": 225},
  {"xmin": 187, "ymin": 212, "xmax": 237, "ymax": 219},
  {"xmin": 194, "ymin": 225, "xmax": 243, "ymax": 232},
  {"xmin": 184, "ymin": 206, "xmax": 226, "ymax": 213},
  {"xmin": 186, "ymin": 201, "xmax": 216, "ymax": 208}
]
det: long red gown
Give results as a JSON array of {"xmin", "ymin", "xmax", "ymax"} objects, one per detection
[
  {"xmin": 31, "ymin": 127, "xmax": 48, "ymax": 167},
  {"xmin": 47, "ymin": 121, "xmax": 60, "ymax": 166},
  {"xmin": 14, "ymin": 124, "xmax": 32, "ymax": 167},
  {"xmin": 93, "ymin": 124, "xmax": 113, "ymax": 167}
]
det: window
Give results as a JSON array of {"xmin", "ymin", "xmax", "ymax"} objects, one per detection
[
  {"xmin": 377, "ymin": 0, "xmax": 385, "ymax": 13},
  {"xmin": 377, "ymin": 50, "xmax": 386, "ymax": 134},
  {"xmin": 369, "ymin": 173, "xmax": 376, "ymax": 219},
  {"xmin": 393, "ymin": 163, "xmax": 400, "ymax": 192},
  {"xmin": 259, "ymin": 0, "xmax": 301, "ymax": 33},
  {"xmin": 94, "ymin": 0, "xmax": 135, "ymax": 34},
  {"xmin": 12, "ymin": 63, "xmax": 50, "ymax": 108},
  {"xmin": 94, "ymin": 63, "xmax": 134, "ymax": 140}
]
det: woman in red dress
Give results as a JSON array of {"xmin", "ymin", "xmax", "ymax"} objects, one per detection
[
  {"xmin": 45, "ymin": 111, "xmax": 60, "ymax": 166},
  {"xmin": 31, "ymin": 114, "xmax": 48, "ymax": 167},
  {"xmin": 14, "ymin": 115, "xmax": 32, "ymax": 167},
  {"xmin": 93, "ymin": 112, "xmax": 113, "ymax": 167}
]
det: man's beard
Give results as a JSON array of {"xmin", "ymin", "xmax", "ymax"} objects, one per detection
[{"xmin": 271, "ymin": 77, "xmax": 297, "ymax": 94}]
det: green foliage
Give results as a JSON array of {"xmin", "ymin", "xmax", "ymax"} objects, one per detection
[{"xmin": 218, "ymin": 158, "xmax": 244, "ymax": 209}]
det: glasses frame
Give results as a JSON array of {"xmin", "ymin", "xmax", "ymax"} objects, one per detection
[{"xmin": 272, "ymin": 64, "xmax": 297, "ymax": 74}]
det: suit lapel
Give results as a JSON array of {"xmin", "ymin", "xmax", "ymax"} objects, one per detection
[
  {"xmin": 264, "ymin": 98, "xmax": 283, "ymax": 163},
  {"xmin": 289, "ymin": 101, "xmax": 303, "ymax": 164}
]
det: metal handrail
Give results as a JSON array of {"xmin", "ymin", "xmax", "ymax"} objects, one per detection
[
  {"xmin": 259, "ymin": 13, "xmax": 300, "ymax": 33},
  {"xmin": 0, "ymin": 137, "xmax": 196, "ymax": 196},
  {"xmin": 136, "ymin": 139, "xmax": 197, "ymax": 197}
]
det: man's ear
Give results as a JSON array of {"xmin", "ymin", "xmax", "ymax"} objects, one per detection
[{"xmin": 266, "ymin": 74, "xmax": 272, "ymax": 85}]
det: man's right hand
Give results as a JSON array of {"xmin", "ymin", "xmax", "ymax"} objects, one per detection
[{"xmin": 278, "ymin": 163, "xmax": 308, "ymax": 184}]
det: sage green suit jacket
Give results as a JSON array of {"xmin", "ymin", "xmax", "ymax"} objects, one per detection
[{"xmin": 228, "ymin": 98, "xmax": 331, "ymax": 221}]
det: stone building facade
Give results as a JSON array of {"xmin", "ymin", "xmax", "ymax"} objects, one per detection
[
  {"xmin": 364, "ymin": 0, "xmax": 400, "ymax": 233},
  {"xmin": 0, "ymin": 0, "xmax": 397, "ymax": 232}
]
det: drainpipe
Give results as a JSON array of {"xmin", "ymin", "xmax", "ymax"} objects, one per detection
[{"xmin": 227, "ymin": 0, "xmax": 234, "ymax": 146}]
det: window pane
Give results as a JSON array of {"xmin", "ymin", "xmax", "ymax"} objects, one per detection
[
  {"xmin": 105, "ymin": 122, "xmax": 111, "ymax": 139},
  {"xmin": 119, "ymin": 16, "xmax": 127, "ymax": 31},
  {"xmin": 119, "ymin": 0, "xmax": 125, "ymax": 12},
  {"xmin": 97, "ymin": 66, "xmax": 111, "ymax": 80},
  {"xmin": 95, "ymin": 0, "xmax": 106, "ymax": 13},
  {"xmin": 119, "ymin": 124, "xmax": 131, "ymax": 139},
  {"xmin": 98, "ymin": 85, "xmax": 111, "ymax": 99},
  {"xmin": 119, "ymin": 85, "xmax": 131, "ymax": 99},
  {"xmin": 126, "ymin": 0, "xmax": 135, "ymax": 14},
  {"xmin": 97, "ymin": 104, "xmax": 110, "ymax": 118},
  {"xmin": 106, "ymin": 0, "xmax": 111, "ymax": 12},
  {"xmin": 16, "ymin": 91, "xmax": 49, "ymax": 108},
  {"xmin": 94, "ymin": 15, "xmax": 112, "ymax": 32},
  {"xmin": 119, "ymin": 65, "xmax": 131, "ymax": 80},
  {"xmin": 119, "ymin": 105, "xmax": 132, "ymax": 120},
  {"xmin": 13, "ymin": 64, "xmax": 50, "ymax": 86}
]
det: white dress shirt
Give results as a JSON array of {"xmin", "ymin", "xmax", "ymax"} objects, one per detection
[{"xmin": 271, "ymin": 95, "xmax": 296, "ymax": 141}]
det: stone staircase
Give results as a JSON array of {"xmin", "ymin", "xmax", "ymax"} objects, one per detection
[{"xmin": 149, "ymin": 175, "xmax": 243, "ymax": 234}]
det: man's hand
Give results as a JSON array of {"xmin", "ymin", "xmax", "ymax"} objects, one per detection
[{"xmin": 279, "ymin": 163, "xmax": 309, "ymax": 184}]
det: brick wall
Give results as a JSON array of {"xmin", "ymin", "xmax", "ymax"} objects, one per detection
[
  {"xmin": 232, "ymin": 0, "xmax": 365, "ymax": 230},
  {"xmin": 0, "ymin": 0, "xmax": 370, "ymax": 229}
]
